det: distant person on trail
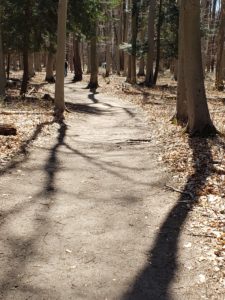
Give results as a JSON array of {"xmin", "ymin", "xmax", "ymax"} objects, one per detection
[{"xmin": 64, "ymin": 60, "xmax": 68, "ymax": 77}]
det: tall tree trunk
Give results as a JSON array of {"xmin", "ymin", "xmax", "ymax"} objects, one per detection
[
  {"xmin": 20, "ymin": 1, "xmax": 30, "ymax": 95},
  {"xmin": 34, "ymin": 52, "xmax": 42, "ymax": 72},
  {"xmin": 73, "ymin": 36, "xmax": 83, "ymax": 82},
  {"xmin": 153, "ymin": 0, "xmax": 163, "ymax": 84},
  {"xmin": 201, "ymin": 0, "xmax": 210, "ymax": 74},
  {"xmin": 174, "ymin": 0, "xmax": 188, "ymax": 124},
  {"xmin": 55, "ymin": 0, "xmax": 68, "ymax": 117},
  {"xmin": 126, "ymin": 55, "xmax": 132, "ymax": 82},
  {"xmin": 6, "ymin": 53, "xmax": 10, "ymax": 80},
  {"xmin": 87, "ymin": 25, "xmax": 98, "ymax": 90},
  {"xmin": 28, "ymin": 53, "xmax": 35, "ymax": 77},
  {"xmin": 209, "ymin": 0, "xmax": 218, "ymax": 72},
  {"xmin": 112, "ymin": 8, "xmax": 121, "ymax": 75},
  {"xmin": 0, "ymin": 23, "xmax": 6, "ymax": 97},
  {"xmin": 138, "ymin": 58, "xmax": 145, "ymax": 76},
  {"xmin": 137, "ymin": 9, "xmax": 146, "ymax": 77},
  {"xmin": 21, "ymin": 49, "xmax": 29, "ymax": 95},
  {"xmin": 105, "ymin": 42, "xmax": 111, "ymax": 77},
  {"xmin": 87, "ymin": 43, "xmax": 91, "ymax": 74},
  {"xmin": 183, "ymin": 0, "xmax": 216, "ymax": 136},
  {"xmin": 215, "ymin": 0, "xmax": 225, "ymax": 90},
  {"xmin": 130, "ymin": 0, "xmax": 139, "ymax": 84},
  {"xmin": 45, "ymin": 51, "xmax": 55, "ymax": 82},
  {"xmin": 120, "ymin": 2, "xmax": 125, "ymax": 72},
  {"xmin": 122, "ymin": 0, "xmax": 129, "ymax": 76},
  {"xmin": 145, "ymin": 0, "xmax": 156, "ymax": 87}
]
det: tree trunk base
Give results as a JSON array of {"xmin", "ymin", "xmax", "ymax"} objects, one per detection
[
  {"xmin": 45, "ymin": 76, "xmax": 55, "ymax": 83},
  {"xmin": 137, "ymin": 72, "xmax": 145, "ymax": 77},
  {"xmin": 87, "ymin": 82, "xmax": 99, "ymax": 90},
  {"xmin": 0, "ymin": 124, "xmax": 17, "ymax": 136},
  {"xmin": 53, "ymin": 108, "xmax": 65, "ymax": 121},
  {"xmin": 170, "ymin": 113, "xmax": 188, "ymax": 126},
  {"xmin": 186, "ymin": 123, "xmax": 218, "ymax": 137},
  {"xmin": 145, "ymin": 81, "xmax": 155, "ymax": 88},
  {"xmin": 72, "ymin": 74, "xmax": 83, "ymax": 82}
]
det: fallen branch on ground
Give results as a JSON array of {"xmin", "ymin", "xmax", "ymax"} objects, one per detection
[{"xmin": 165, "ymin": 184, "xmax": 194, "ymax": 200}]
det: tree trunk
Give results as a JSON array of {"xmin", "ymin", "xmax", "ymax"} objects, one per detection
[
  {"xmin": 126, "ymin": 55, "xmax": 132, "ymax": 83},
  {"xmin": 145, "ymin": 0, "xmax": 156, "ymax": 87},
  {"xmin": 87, "ymin": 26, "xmax": 98, "ymax": 90},
  {"xmin": 206, "ymin": 0, "xmax": 218, "ymax": 72},
  {"xmin": 28, "ymin": 53, "xmax": 35, "ymax": 77},
  {"xmin": 112, "ymin": 9, "xmax": 122, "ymax": 75},
  {"xmin": 105, "ymin": 42, "xmax": 111, "ymax": 77},
  {"xmin": 183, "ymin": 0, "xmax": 216, "ymax": 136},
  {"xmin": 0, "ymin": 23, "xmax": 6, "ymax": 97},
  {"xmin": 153, "ymin": 0, "xmax": 163, "ymax": 84},
  {"xmin": 54, "ymin": 0, "xmax": 68, "ymax": 117},
  {"xmin": 215, "ymin": 0, "xmax": 225, "ymax": 90},
  {"xmin": 21, "ymin": 49, "xmax": 29, "ymax": 95},
  {"xmin": 130, "ymin": 0, "xmax": 139, "ymax": 84},
  {"xmin": 137, "ymin": 13, "xmax": 146, "ymax": 77},
  {"xmin": 45, "ymin": 51, "xmax": 55, "ymax": 82},
  {"xmin": 122, "ymin": 0, "xmax": 129, "ymax": 76},
  {"xmin": 201, "ymin": 0, "xmax": 210, "ymax": 74},
  {"xmin": 73, "ymin": 37, "xmax": 83, "ymax": 82},
  {"xmin": 87, "ymin": 43, "xmax": 91, "ymax": 74},
  {"xmin": 34, "ymin": 52, "xmax": 42, "ymax": 72},
  {"xmin": 6, "ymin": 53, "xmax": 10, "ymax": 80},
  {"xmin": 174, "ymin": 0, "xmax": 188, "ymax": 124},
  {"xmin": 138, "ymin": 58, "xmax": 145, "ymax": 77}
]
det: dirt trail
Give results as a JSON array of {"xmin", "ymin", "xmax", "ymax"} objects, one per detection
[{"xmin": 0, "ymin": 80, "xmax": 219, "ymax": 299}]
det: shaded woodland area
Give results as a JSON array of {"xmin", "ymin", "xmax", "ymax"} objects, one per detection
[{"xmin": 0, "ymin": 0, "xmax": 225, "ymax": 299}]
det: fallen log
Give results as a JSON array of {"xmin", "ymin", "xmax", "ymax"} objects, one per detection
[{"xmin": 0, "ymin": 124, "xmax": 17, "ymax": 136}]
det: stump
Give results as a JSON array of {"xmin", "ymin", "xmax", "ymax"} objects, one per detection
[{"xmin": 0, "ymin": 124, "xmax": 17, "ymax": 136}]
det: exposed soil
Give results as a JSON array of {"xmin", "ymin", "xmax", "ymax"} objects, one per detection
[{"xmin": 0, "ymin": 77, "xmax": 224, "ymax": 299}]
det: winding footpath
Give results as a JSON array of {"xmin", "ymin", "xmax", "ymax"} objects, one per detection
[{"xmin": 0, "ymin": 80, "xmax": 217, "ymax": 299}]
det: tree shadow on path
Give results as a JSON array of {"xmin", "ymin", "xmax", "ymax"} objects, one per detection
[
  {"xmin": 44, "ymin": 121, "xmax": 67, "ymax": 194},
  {"xmin": 122, "ymin": 136, "xmax": 223, "ymax": 300},
  {"xmin": 0, "ymin": 122, "xmax": 66, "ymax": 299}
]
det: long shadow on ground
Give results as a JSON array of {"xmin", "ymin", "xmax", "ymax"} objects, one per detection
[
  {"xmin": 0, "ymin": 122, "xmax": 67, "ymax": 299},
  {"xmin": 44, "ymin": 121, "xmax": 67, "ymax": 193},
  {"xmin": 87, "ymin": 93, "xmax": 136, "ymax": 117},
  {"xmin": 122, "ymin": 136, "xmax": 224, "ymax": 300}
]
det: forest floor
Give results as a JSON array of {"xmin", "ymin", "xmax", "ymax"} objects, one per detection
[{"xmin": 0, "ymin": 71, "xmax": 224, "ymax": 299}]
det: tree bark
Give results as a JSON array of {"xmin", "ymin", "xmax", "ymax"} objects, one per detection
[
  {"xmin": 153, "ymin": 0, "xmax": 163, "ymax": 84},
  {"xmin": 137, "ymin": 10, "xmax": 146, "ymax": 77},
  {"xmin": 54, "ymin": 0, "xmax": 68, "ymax": 117},
  {"xmin": 87, "ymin": 43, "xmax": 91, "ymax": 74},
  {"xmin": 105, "ymin": 42, "xmax": 111, "ymax": 77},
  {"xmin": 122, "ymin": 0, "xmax": 129, "ymax": 76},
  {"xmin": 87, "ymin": 25, "xmax": 98, "ymax": 90},
  {"xmin": 145, "ymin": 0, "xmax": 156, "ymax": 87},
  {"xmin": 34, "ymin": 52, "xmax": 42, "ymax": 72},
  {"xmin": 130, "ymin": 0, "xmax": 139, "ymax": 84},
  {"xmin": 183, "ymin": 0, "xmax": 216, "ymax": 136},
  {"xmin": 45, "ymin": 51, "xmax": 55, "ymax": 82},
  {"xmin": 174, "ymin": 0, "xmax": 188, "ymax": 124},
  {"xmin": 28, "ymin": 53, "xmax": 35, "ymax": 77},
  {"xmin": 6, "ymin": 53, "xmax": 10, "ymax": 80},
  {"xmin": 73, "ymin": 37, "xmax": 83, "ymax": 82},
  {"xmin": 21, "ymin": 49, "xmax": 29, "ymax": 95},
  {"xmin": 215, "ymin": 0, "xmax": 225, "ymax": 90},
  {"xmin": 0, "ymin": 23, "xmax": 6, "ymax": 97}
]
